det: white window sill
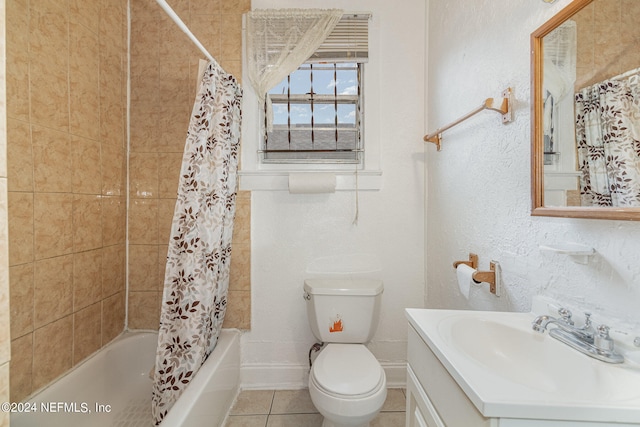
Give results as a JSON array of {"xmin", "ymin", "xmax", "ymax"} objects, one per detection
[{"xmin": 238, "ymin": 170, "xmax": 383, "ymax": 191}]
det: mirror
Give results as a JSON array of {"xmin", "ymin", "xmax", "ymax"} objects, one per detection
[{"xmin": 531, "ymin": 0, "xmax": 640, "ymax": 220}]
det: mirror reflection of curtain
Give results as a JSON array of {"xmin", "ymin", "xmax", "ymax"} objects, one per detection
[
  {"xmin": 543, "ymin": 20, "xmax": 576, "ymax": 163},
  {"xmin": 575, "ymin": 69, "xmax": 640, "ymax": 207}
]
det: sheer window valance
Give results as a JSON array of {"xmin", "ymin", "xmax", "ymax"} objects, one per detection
[
  {"xmin": 543, "ymin": 20, "xmax": 576, "ymax": 101},
  {"xmin": 245, "ymin": 9, "xmax": 344, "ymax": 106},
  {"xmin": 542, "ymin": 20, "xmax": 576, "ymax": 157}
]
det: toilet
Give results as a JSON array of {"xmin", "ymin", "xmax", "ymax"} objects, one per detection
[{"xmin": 304, "ymin": 279, "xmax": 386, "ymax": 427}]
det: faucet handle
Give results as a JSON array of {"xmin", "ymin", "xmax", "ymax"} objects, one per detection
[
  {"xmin": 558, "ymin": 308, "xmax": 574, "ymax": 325},
  {"xmin": 594, "ymin": 325, "xmax": 614, "ymax": 352},
  {"xmin": 582, "ymin": 312, "xmax": 595, "ymax": 333}
]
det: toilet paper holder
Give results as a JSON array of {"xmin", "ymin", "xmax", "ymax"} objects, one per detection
[{"xmin": 453, "ymin": 253, "xmax": 498, "ymax": 295}]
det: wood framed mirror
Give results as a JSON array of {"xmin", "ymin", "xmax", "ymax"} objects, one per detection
[{"xmin": 531, "ymin": 0, "xmax": 640, "ymax": 220}]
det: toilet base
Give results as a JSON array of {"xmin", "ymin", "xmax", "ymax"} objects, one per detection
[{"xmin": 322, "ymin": 419, "xmax": 370, "ymax": 427}]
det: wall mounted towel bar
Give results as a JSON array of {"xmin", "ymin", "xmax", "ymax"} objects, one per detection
[{"xmin": 424, "ymin": 87, "xmax": 513, "ymax": 151}]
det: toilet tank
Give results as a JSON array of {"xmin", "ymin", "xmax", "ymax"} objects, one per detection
[{"xmin": 304, "ymin": 279, "xmax": 383, "ymax": 343}]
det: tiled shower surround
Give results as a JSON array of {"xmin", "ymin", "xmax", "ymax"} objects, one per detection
[
  {"xmin": 7, "ymin": 0, "xmax": 251, "ymax": 403},
  {"xmin": 7, "ymin": 0, "xmax": 128, "ymax": 402}
]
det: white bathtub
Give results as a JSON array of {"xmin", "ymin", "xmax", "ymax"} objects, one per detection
[{"xmin": 11, "ymin": 330, "xmax": 240, "ymax": 427}]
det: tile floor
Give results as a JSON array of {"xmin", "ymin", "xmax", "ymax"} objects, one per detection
[{"xmin": 224, "ymin": 388, "xmax": 406, "ymax": 427}]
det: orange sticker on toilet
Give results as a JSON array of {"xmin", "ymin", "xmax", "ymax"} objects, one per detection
[{"xmin": 329, "ymin": 316, "xmax": 343, "ymax": 333}]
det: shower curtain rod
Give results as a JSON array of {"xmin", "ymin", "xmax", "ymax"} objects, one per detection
[{"xmin": 155, "ymin": 0, "xmax": 214, "ymax": 62}]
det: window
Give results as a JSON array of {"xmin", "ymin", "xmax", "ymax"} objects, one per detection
[
  {"xmin": 245, "ymin": 11, "xmax": 369, "ymax": 164},
  {"xmin": 263, "ymin": 62, "xmax": 363, "ymax": 163},
  {"xmin": 241, "ymin": 11, "xmax": 380, "ymax": 190}
]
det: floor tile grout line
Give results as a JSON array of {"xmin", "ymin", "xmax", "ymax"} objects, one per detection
[
  {"xmin": 265, "ymin": 389, "xmax": 275, "ymax": 426},
  {"xmin": 268, "ymin": 389, "xmax": 276, "ymax": 414}
]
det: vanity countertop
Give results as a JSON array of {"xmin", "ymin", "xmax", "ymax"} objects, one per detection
[{"xmin": 406, "ymin": 308, "xmax": 640, "ymax": 424}]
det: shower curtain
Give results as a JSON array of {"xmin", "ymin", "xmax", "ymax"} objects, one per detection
[
  {"xmin": 151, "ymin": 60, "xmax": 242, "ymax": 425},
  {"xmin": 575, "ymin": 72, "xmax": 640, "ymax": 207}
]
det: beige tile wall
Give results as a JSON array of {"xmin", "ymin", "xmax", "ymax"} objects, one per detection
[
  {"xmin": 128, "ymin": 0, "xmax": 251, "ymax": 330},
  {"xmin": 1, "ymin": 0, "xmax": 11, "ymax": 424},
  {"xmin": 6, "ymin": 0, "xmax": 128, "ymax": 402},
  {"xmin": 575, "ymin": 0, "xmax": 640, "ymax": 89}
]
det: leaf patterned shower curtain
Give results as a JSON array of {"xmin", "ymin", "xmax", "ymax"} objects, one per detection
[
  {"xmin": 151, "ymin": 60, "xmax": 242, "ymax": 425},
  {"xmin": 575, "ymin": 72, "xmax": 640, "ymax": 207}
]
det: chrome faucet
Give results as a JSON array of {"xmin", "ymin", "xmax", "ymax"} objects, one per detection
[
  {"xmin": 532, "ymin": 309, "xmax": 595, "ymax": 341},
  {"xmin": 532, "ymin": 308, "xmax": 623, "ymax": 364}
]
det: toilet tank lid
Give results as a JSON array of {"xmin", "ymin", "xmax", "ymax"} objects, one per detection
[{"xmin": 304, "ymin": 279, "xmax": 383, "ymax": 296}]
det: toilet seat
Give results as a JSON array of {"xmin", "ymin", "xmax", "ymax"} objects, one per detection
[{"xmin": 311, "ymin": 344, "xmax": 385, "ymax": 398}]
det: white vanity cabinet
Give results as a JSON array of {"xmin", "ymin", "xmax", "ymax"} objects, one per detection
[{"xmin": 406, "ymin": 324, "xmax": 491, "ymax": 427}]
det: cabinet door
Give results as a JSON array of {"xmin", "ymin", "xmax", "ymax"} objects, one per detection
[
  {"xmin": 410, "ymin": 403, "xmax": 429, "ymax": 427},
  {"xmin": 406, "ymin": 366, "xmax": 445, "ymax": 427}
]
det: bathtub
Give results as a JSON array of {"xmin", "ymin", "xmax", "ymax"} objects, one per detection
[{"xmin": 11, "ymin": 330, "xmax": 240, "ymax": 427}]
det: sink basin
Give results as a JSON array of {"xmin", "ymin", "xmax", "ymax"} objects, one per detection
[
  {"xmin": 443, "ymin": 317, "xmax": 571, "ymax": 394},
  {"xmin": 439, "ymin": 316, "xmax": 640, "ymax": 400},
  {"xmin": 406, "ymin": 308, "xmax": 640, "ymax": 423}
]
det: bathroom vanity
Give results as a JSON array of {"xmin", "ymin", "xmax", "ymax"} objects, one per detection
[
  {"xmin": 405, "ymin": 309, "xmax": 640, "ymax": 427},
  {"xmin": 406, "ymin": 324, "xmax": 490, "ymax": 427}
]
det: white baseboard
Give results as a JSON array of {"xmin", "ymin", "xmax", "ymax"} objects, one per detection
[
  {"xmin": 240, "ymin": 362, "xmax": 407, "ymax": 390},
  {"xmin": 383, "ymin": 362, "xmax": 408, "ymax": 388},
  {"xmin": 241, "ymin": 363, "xmax": 309, "ymax": 390}
]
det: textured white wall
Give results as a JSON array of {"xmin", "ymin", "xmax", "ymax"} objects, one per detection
[
  {"xmin": 426, "ymin": 0, "xmax": 640, "ymax": 333},
  {"xmin": 241, "ymin": 0, "xmax": 427, "ymax": 388}
]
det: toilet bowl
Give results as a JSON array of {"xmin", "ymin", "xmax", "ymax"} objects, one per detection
[{"xmin": 308, "ymin": 343, "xmax": 387, "ymax": 427}]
